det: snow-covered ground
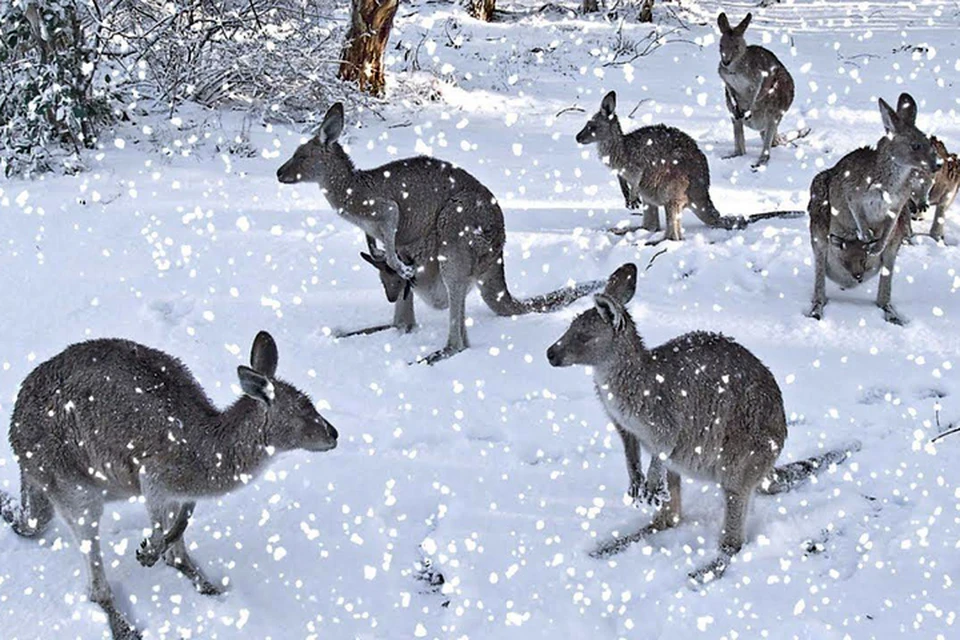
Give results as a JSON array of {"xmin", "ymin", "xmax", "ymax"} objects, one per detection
[{"xmin": 2, "ymin": 0, "xmax": 960, "ymax": 638}]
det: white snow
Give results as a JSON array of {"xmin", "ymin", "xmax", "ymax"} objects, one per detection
[{"xmin": 1, "ymin": 0, "xmax": 960, "ymax": 638}]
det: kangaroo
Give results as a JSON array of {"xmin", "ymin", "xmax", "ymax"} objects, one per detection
[
  {"xmin": 807, "ymin": 93, "xmax": 937, "ymax": 325},
  {"xmin": 278, "ymin": 103, "xmax": 605, "ymax": 364},
  {"xmin": 909, "ymin": 135, "xmax": 958, "ymax": 242},
  {"xmin": 717, "ymin": 13, "xmax": 795, "ymax": 167},
  {"xmin": 0, "ymin": 332, "xmax": 338, "ymax": 640},
  {"xmin": 577, "ymin": 91, "xmax": 804, "ymax": 241},
  {"xmin": 546, "ymin": 263, "xmax": 860, "ymax": 584}
]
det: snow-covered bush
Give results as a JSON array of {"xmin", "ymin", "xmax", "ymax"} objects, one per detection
[{"xmin": 0, "ymin": 0, "xmax": 112, "ymax": 176}]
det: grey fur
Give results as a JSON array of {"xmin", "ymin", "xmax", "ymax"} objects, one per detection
[
  {"xmin": 278, "ymin": 103, "xmax": 605, "ymax": 364},
  {"xmin": 547, "ymin": 264, "xmax": 859, "ymax": 584},
  {"xmin": 576, "ymin": 91, "xmax": 804, "ymax": 241},
  {"xmin": 807, "ymin": 93, "xmax": 938, "ymax": 325},
  {"xmin": 717, "ymin": 12, "xmax": 795, "ymax": 167},
  {"xmin": 0, "ymin": 332, "xmax": 337, "ymax": 639}
]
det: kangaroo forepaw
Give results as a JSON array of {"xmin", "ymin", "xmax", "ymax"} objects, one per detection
[
  {"xmin": 136, "ymin": 538, "xmax": 163, "ymax": 568},
  {"xmin": 626, "ymin": 480, "xmax": 646, "ymax": 508},
  {"xmin": 640, "ymin": 481, "xmax": 671, "ymax": 509}
]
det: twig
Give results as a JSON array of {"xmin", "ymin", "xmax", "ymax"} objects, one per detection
[
  {"xmin": 644, "ymin": 247, "xmax": 668, "ymax": 271},
  {"xmin": 555, "ymin": 106, "xmax": 585, "ymax": 118}
]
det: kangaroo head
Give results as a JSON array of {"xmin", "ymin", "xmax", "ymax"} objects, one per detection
[
  {"xmin": 718, "ymin": 12, "xmax": 751, "ymax": 67},
  {"xmin": 828, "ymin": 234, "xmax": 874, "ymax": 283},
  {"xmin": 276, "ymin": 103, "xmax": 345, "ymax": 184},
  {"xmin": 237, "ymin": 331, "xmax": 338, "ymax": 452},
  {"xmin": 360, "ymin": 250, "xmax": 412, "ymax": 303},
  {"xmin": 576, "ymin": 91, "xmax": 620, "ymax": 146},
  {"xmin": 878, "ymin": 94, "xmax": 937, "ymax": 174},
  {"xmin": 547, "ymin": 263, "xmax": 637, "ymax": 367}
]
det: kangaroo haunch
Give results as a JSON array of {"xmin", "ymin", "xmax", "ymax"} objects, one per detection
[
  {"xmin": 717, "ymin": 12, "xmax": 795, "ymax": 167},
  {"xmin": 0, "ymin": 332, "xmax": 338, "ymax": 640},
  {"xmin": 277, "ymin": 102, "xmax": 606, "ymax": 364},
  {"xmin": 547, "ymin": 263, "xmax": 859, "ymax": 584},
  {"xmin": 577, "ymin": 91, "xmax": 804, "ymax": 241},
  {"xmin": 807, "ymin": 92, "xmax": 938, "ymax": 325}
]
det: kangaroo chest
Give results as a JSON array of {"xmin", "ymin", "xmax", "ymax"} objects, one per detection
[{"xmin": 594, "ymin": 380, "xmax": 662, "ymax": 452}]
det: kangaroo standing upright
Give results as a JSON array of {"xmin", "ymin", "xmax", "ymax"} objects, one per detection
[
  {"xmin": 577, "ymin": 91, "xmax": 803, "ymax": 241},
  {"xmin": 910, "ymin": 135, "xmax": 959, "ymax": 243},
  {"xmin": 807, "ymin": 93, "xmax": 937, "ymax": 324},
  {"xmin": 1, "ymin": 332, "xmax": 338, "ymax": 640},
  {"xmin": 278, "ymin": 103, "xmax": 604, "ymax": 364},
  {"xmin": 546, "ymin": 264, "xmax": 859, "ymax": 584},
  {"xmin": 717, "ymin": 13, "xmax": 795, "ymax": 167}
]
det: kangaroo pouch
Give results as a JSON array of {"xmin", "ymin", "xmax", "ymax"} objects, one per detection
[{"xmin": 825, "ymin": 246, "xmax": 881, "ymax": 289}]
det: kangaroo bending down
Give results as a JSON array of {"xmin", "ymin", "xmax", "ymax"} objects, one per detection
[
  {"xmin": 278, "ymin": 103, "xmax": 605, "ymax": 364},
  {"xmin": 717, "ymin": 12, "xmax": 795, "ymax": 167},
  {"xmin": 577, "ymin": 91, "xmax": 804, "ymax": 241},
  {"xmin": 909, "ymin": 135, "xmax": 958, "ymax": 243},
  {"xmin": 0, "ymin": 332, "xmax": 338, "ymax": 639},
  {"xmin": 546, "ymin": 264, "xmax": 859, "ymax": 584},
  {"xmin": 807, "ymin": 93, "xmax": 937, "ymax": 325}
]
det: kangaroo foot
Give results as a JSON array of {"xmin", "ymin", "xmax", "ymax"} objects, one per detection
[
  {"xmin": 880, "ymin": 304, "xmax": 907, "ymax": 326},
  {"xmin": 99, "ymin": 600, "xmax": 142, "ymax": 640},
  {"xmin": 416, "ymin": 345, "xmax": 465, "ymax": 366},
  {"xmin": 806, "ymin": 301, "xmax": 825, "ymax": 321},
  {"xmin": 688, "ymin": 553, "xmax": 732, "ymax": 587},
  {"xmin": 722, "ymin": 150, "xmax": 745, "ymax": 160},
  {"xmin": 136, "ymin": 538, "xmax": 164, "ymax": 568},
  {"xmin": 607, "ymin": 224, "xmax": 644, "ymax": 236}
]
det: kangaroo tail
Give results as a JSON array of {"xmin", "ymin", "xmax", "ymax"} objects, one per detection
[
  {"xmin": 688, "ymin": 187, "xmax": 748, "ymax": 230},
  {"xmin": 757, "ymin": 440, "xmax": 862, "ymax": 495},
  {"xmin": 742, "ymin": 210, "xmax": 807, "ymax": 225},
  {"xmin": 478, "ymin": 259, "xmax": 605, "ymax": 316},
  {"xmin": 1, "ymin": 473, "xmax": 54, "ymax": 538}
]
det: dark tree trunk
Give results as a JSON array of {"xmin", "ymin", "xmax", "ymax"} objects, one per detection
[
  {"xmin": 638, "ymin": 0, "xmax": 655, "ymax": 22},
  {"xmin": 467, "ymin": 0, "xmax": 496, "ymax": 22},
  {"xmin": 582, "ymin": 0, "xmax": 599, "ymax": 13},
  {"xmin": 338, "ymin": 0, "xmax": 399, "ymax": 97}
]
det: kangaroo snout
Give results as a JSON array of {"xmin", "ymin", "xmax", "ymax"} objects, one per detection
[
  {"xmin": 276, "ymin": 164, "xmax": 297, "ymax": 184},
  {"xmin": 546, "ymin": 344, "xmax": 564, "ymax": 367}
]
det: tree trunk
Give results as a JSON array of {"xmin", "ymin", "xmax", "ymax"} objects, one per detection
[
  {"xmin": 582, "ymin": 0, "xmax": 599, "ymax": 13},
  {"xmin": 338, "ymin": 0, "xmax": 399, "ymax": 97},
  {"xmin": 638, "ymin": 0, "xmax": 655, "ymax": 22},
  {"xmin": 467, "ymin": 0, "xmax": 496, "ymax": 22}
]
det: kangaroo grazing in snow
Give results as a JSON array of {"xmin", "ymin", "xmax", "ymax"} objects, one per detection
[
  {"xmin": 807, "ymin": 93, "xmax": 937, "ymax": 325},
  {"xmin": 278, "ymin": 102, "xmax": 605, "ymax": 364},
  {"xmin": 577, "ymin": 91, "xmax": 804, "ymax": 241},
  {"xmin": 717, "ymin": 12, "xmax": 795, "ymax": 167},
  {"xmin": 546, "ymin": 264, "xmax": 860, "ymax": 584},
  {"xmin": 0, "ymin": 332, "xmax": 338, "ymax": 640},
  {"xmin": 909, "ymin": 135, "xmax": 958, "ymax": 243}
]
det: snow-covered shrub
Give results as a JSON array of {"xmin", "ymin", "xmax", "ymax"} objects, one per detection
[{"xmin": 0, "ymin": 0, "xmax": 112, "ymax": 176}]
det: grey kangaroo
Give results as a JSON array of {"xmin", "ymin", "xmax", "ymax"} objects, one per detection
[
  {"xmin": 577, "ymin": 91, "xmax": 803, "ymax": 241},
  {"xmin": 807, "ymin": 93, "xmax": 937, "ymax": 325},
  {"xmin": 909, "ymin": 135, "xmax": 958, "ymax": 243},
  {"xmin": 0, "ymin": 332, "xmax": 338, "ymax": 640},
  {"xmin": 546, "ymin": 264, "xmax": 859, "ymax": 585},
  {"xmin": 717, "ymin": 12, "xmax": 795, "ymax": 167},
  {"xmin": 278, "ymin": 103, "xmax": 605, "ymax": 364}
]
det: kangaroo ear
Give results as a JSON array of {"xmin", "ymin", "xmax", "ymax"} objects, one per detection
[
  {"xmin": 878, "ymin": 98, "xmax": 902, "ymax": 134},
  {"xmin": 594, "ymin": 293, "xmax": 626, "ymax": 330},
  {"xmin": 717, "ymin": 12, "xmax": 731, "ymax": 33},
  {"xmin": 250, "ymin": 331, "xmax": 279, "ymax": 378},
  {"xmin": 601, "ymin": 91, "xmax": 617, "ymax": 117},
  {"xmin": 238, "ymin": 366, "xmax": 275, "ymax": 406},
  {"xmin": 317, "ymin": 103, "xmax": 344, "ymax": 145},
  {"xmin": 896, "ymin": 93, "xmax": 917, "ymax": 127},
  {"xmin": 604, "ymin": 263, "xmax": 638, "ymax": 304},
  {"xmin": 360, "ymin": 251, "xmax": 381, "ymax": 268},
  {"xmin": 735, "ymin": 13, "xmax": 752, "ymax": 34}
]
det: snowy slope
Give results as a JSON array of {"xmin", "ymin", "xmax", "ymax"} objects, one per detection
[{"xmin": 1, "ymin": 0, "xmax": 960, "ymax": 638}]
